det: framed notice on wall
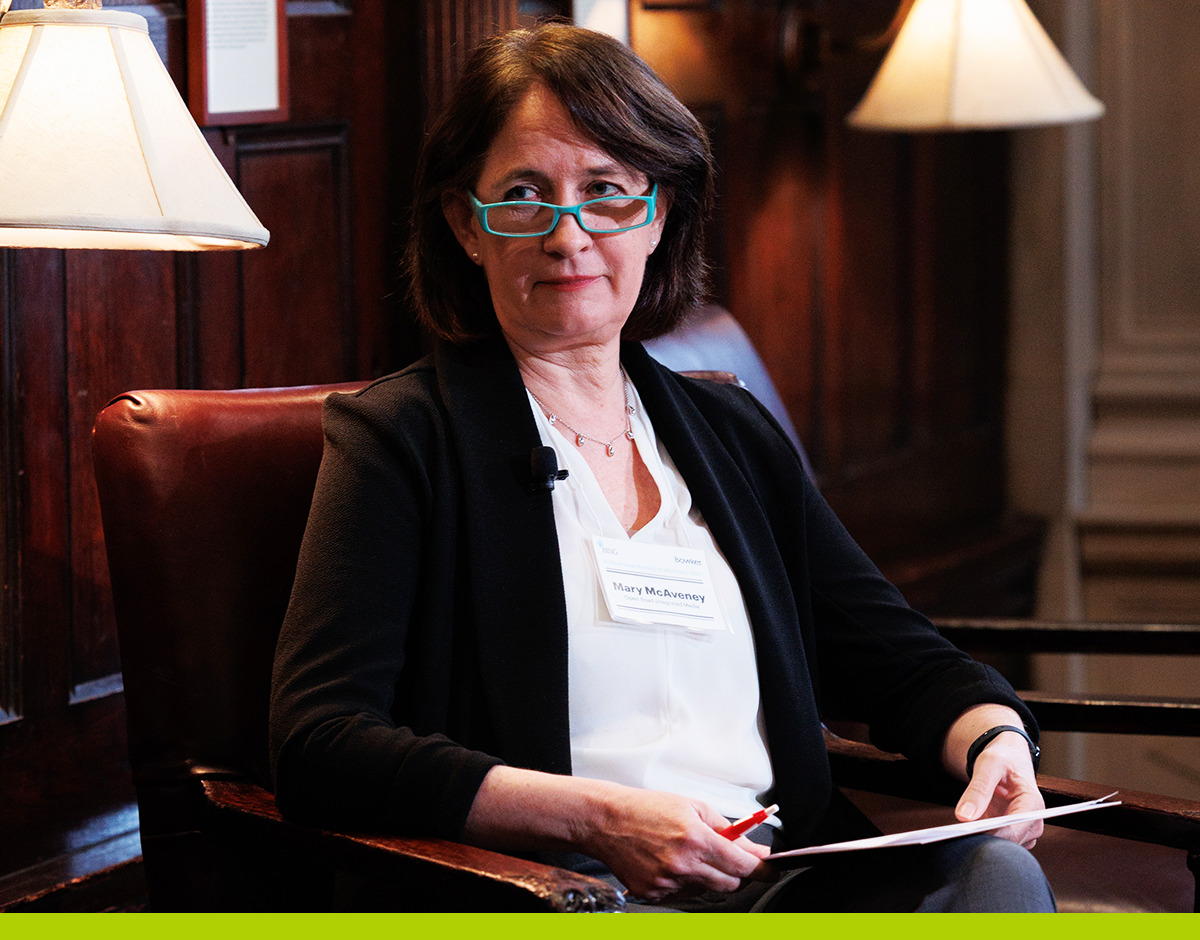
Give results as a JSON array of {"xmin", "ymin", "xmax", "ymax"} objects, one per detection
[{"xmin": 188, "ymin": 0, "xmax": 289, "ymax": 126}]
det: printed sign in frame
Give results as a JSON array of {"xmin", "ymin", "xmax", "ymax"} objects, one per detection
[{"xmin": 187, "ymin": 0, "xmax": 289, "ymax": 126}]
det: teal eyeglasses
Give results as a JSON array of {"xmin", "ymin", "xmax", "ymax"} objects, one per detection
[{"xmin": 469, "ymin": 184, "xmax": 658, "ymax": 238}]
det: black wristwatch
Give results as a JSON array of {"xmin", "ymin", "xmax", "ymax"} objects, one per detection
[{"xmin": 965, "ymin": 725, "xmax": 1041, "ymax": 779}]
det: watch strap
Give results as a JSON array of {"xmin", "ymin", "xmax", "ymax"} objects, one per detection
[{"xmin": 965, "ymin": 724, "xmax": 1041, "ymax": 779}]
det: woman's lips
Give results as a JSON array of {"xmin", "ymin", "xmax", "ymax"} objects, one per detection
[{"xmin": 539, "ymin": 275, "xmax": 601, "ymax": 292}]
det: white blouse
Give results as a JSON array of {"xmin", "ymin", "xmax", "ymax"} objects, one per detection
[{"xmin": 528, "ymin": 378, "xmax": 778, "ymax": 826}]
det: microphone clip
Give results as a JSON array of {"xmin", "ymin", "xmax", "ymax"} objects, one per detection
[{"xmin": 530, "ymin": 446, "xmax": 569, "ymax": 492}]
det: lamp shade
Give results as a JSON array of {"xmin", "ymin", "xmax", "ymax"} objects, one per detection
[
  {"xmin": 0, "ymin": 8, "xmax": 269, "ymax": 249},
  {"xmin": 847, "ymin": 0, "xmax": 1104, "ymax": 131}
]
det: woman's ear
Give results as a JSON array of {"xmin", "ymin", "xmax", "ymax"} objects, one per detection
[{"xmin": 442, "ymin": 191, "xmax": 483, "ymax": 263}]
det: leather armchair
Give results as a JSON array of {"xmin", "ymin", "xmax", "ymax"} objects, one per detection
[
  {"xmin": 93, "ymin": 311, "xmax": 1200, "ymax": 911},
  {"xmin": 93, "ymin": 383, "xmax": 622, "ymax": 911}
]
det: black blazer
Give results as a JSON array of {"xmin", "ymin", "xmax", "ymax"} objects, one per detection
[{"xmin": 269, "ymin": 337, "xmax": 1034, "ymax": 845}]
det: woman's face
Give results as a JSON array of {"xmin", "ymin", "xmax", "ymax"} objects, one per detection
[{"xmin": 444, "ymin": 83, "xmax": 667, "ymax": 356}]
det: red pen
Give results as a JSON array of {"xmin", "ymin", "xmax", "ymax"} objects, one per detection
[{"xmin": 717, "ymin": 803, "xmax": 780, "ymax": 840}]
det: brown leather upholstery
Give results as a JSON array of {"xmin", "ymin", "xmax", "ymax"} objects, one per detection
[{"xmin": 95, "ymin": 384, "xmax": 366, "ymax": 793}]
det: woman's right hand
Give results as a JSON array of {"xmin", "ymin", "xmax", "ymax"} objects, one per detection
[
  {"xmin": 463, "ymin": 766, "xmax": 773, "ymax": 901},
  {"xmin": 576, "ymin": 785, "xmax": 774, "ymax": 901}
]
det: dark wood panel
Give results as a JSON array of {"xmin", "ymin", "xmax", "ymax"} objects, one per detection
[
  {"xmin": 67, "ymin": 252, "xmax": 179, "ymax": 692},
  {"xmin": 0, "ymin": 0, "xmax": 434, "ymax": 904},
  {"xmin": 925, "ymin": 132, "xmax": 1009, "ymax": 438},
  {"xmin": 185, "ymin": 253, "xmax": 244, "ymax": 390},
  {"xmin": 0, "ymin": 697, "xmax": 135, "ymax": 880},
  {"xmin": 423, "ymin": 0, "xmax": 519, "ymax": 116},
  {"xmin": 831, "ymin": 128, "xmax": 908, "ymax": 470},
  {"xmin": 4, "ymin": 249, "xmax": 68, "ymax": 722},
  {"xmin": 631, "ymin": 3, "xmax": 824, "ymax": 452},
  {"xmin": 239, "ymin": 129, "xmax": 354, "ymax": 387},
  {"xmin": 822, "ymin": 433, "xmax": 1006, "ymax": 561},
  {"xmin": 935, "ymin": 618, "xmax": 1200, "ymax": 656},
  {"xmin": 0, "ymin": 252, "xmax": 21, "ymax": 721},
  {"xmin": 0, "ymin": 246, "xmax": 140, "ymax": 880},
  {"xmin": 347, "ymin": 2, "xmax": 420, "ymax": 377},
  {"xmin": 287, "ymin": 2, "xmax": 354, "ymax": 123},
  {"xmin": 724, "ymin": 101, "xmax": 822, "ymax": 453},
  {"xmin": 633, "ymin": 0, "xmax": 1021, "ymax": 582}
]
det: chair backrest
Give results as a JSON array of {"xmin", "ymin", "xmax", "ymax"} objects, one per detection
[
  {"xmin": 94, "ymin": 383, "xmax": 368, "ymax": 791},
  {"xmin": 646, "ymin": 304, "xmax": 813, "ymax": 476}
]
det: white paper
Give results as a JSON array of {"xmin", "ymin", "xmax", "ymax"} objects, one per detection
[
  {"xmin": 767, "ymin": 793, "xmax": 1121, "ymax": 862},
  {"xmin": 206, "ymin": 0, "xmax": 280, "ymax": 115}
]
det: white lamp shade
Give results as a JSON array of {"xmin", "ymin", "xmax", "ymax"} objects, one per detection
[
  {"xmin": 0, "ymin": 9, "xmax": 269, "ymax": 249},
  {"xmin": 847, "ymin": 0, "xmax": 1105, "ymax": 131}
]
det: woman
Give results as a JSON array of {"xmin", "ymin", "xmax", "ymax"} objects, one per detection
[{"xmin": 270, "ymin": 22, "xmax": 1053, "ymax": 911}]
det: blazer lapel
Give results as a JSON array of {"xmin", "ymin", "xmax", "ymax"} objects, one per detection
[
  {"xmin": 622, "ymin": 342, "xmax": 833, "ymax": 838},
  {"xmin": 434, "ymin": 340, "xmax": 573, "ymax": 775}
]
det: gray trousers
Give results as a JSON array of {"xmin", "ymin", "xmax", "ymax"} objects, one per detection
[{"xmin": 601, "ymin": 834, "xmax": 1057, "ymax": 913}]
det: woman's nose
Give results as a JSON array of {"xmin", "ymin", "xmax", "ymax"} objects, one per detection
[{"xmin": 542, "ymin": 210, "xmax": 592, "ymax": 255}]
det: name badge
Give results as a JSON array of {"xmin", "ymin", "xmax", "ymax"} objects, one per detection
[{"xmin": 591, "ymin": 537, "xmax": 727, "ymax": 632}]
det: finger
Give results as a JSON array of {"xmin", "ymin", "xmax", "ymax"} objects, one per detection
[
  {"xmin": 989, "ymin": 817, "xmax": 1043, "ymax": 846},
  {"xmin": 694, "ymin": 836, "xmax": 773, "ymax": 891},
  {"xmin": 654, "ymin": 857, "xmax": 745, "ymax": 898},
  {"xmin": 735, "ymin": 837, "xmax": 772, "ymax": 859},
  {"xmin": 695, "ymin": 803, "xmax": 774, "ymax": 871},
  {"xmin": 709, "ymin": 833, "xmax": 772, "ymax": 877},
  {"xmin": 695, "ymin": 801, "xmax": 731, "ymax": 828},
  {"xmin": 729, "ymin": 833, "xmax": 777, "ymax": 883},
  {"xmin": 956, "ymin": 762, "xmax": 1002, "ymax": 821}
]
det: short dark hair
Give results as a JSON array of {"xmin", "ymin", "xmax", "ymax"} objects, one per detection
[{"xmin": 405, "ymin": 23, "xmax": 715, "ymax": 344}]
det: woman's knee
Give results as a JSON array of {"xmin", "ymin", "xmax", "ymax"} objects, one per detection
[{"xmin": 926, "ymin": 835, "xmax": 1056, "ymax": 912}]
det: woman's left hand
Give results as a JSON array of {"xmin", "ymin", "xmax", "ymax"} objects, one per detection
[
  {"xmin": 943, "ymin": 704, "xmax": 1044, "ymax": 849},
  {"xmin": 953, "ymin": 731, "xmax": 1044, "ymax": 848}
]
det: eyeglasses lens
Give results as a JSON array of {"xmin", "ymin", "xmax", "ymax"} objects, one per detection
[{"xmin": 486, "ymin": 196, "xmax": 650, "ymax": 235}]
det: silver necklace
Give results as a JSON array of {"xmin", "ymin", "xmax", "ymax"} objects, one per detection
[{"xmin": 529, "ymin": 367, "xmax": 635, "ymax": 458}]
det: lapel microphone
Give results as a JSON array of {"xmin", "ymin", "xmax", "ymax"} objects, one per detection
[{"xmin": 531, "ymin": 446, "xmax": 569, "ymax": 492}]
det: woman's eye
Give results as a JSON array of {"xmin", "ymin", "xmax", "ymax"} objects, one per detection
[
  {"xmin": 589, "ymin": 181, "xmax": 623, "ymax": 198},
  {"xmin": 504, "ymin": 185, "xmax": 540, "ymax": 202}
]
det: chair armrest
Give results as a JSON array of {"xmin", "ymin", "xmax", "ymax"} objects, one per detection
[
  {"xmin": 931, "ymin": 617, "xmax": 1200, "ymax": 736},
  {"xmin": 1020, "ymin": 691, "xmax": 1200, "ymax": 736},
  {"xmin": 824, "ymin": 731, "xmax": 1200, "ymax": 854},
  {"xmin": 1034, "ymin": 774, "xmax": 1200, "ymax": 853},
  {"xmin": 933, "ymin": 617, "xmax": 1200, "ymax": 655},
  {"xmin": 824, "ymin": 730, "xmax": 964, "ymax": 806},
  {"xmin": 199, "ymin": 780, "xmax": 624, "ymax": 912}
]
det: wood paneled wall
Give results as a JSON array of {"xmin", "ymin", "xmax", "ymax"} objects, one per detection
[
  {"xmin": 0, "ymin": 0, "xmax": 434, "ymax": 886},
  {"xmin": 0, "ymin": 0, "xmax": 1035, "ymax": 897},
  {"xmin": 631, "ymin": 1, "xmax": 1030, "ymax": 603}
]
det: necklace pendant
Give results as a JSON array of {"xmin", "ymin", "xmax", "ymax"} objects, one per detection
[
  {"xmin": 605, "ymin": 442, "xmax": 616, "ymax": 457},
  {"xmin": 626, "ymin": 403, "xmax": 635, "ymax": 415},
  {"xmin": 547, "ymin": 414, "xmax": 557, "ymax": 426},
  {"xmin": 575, "ymin": 433, "xmax": 586, "ymax": 447},
  {"xmin": 624, "ymin": 428, "xmax": 634, "ymax": 441}
]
